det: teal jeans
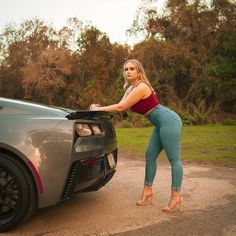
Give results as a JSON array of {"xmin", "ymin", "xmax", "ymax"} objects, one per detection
[{"xmin": 145, "ymin": 105, "xmax": 183, "ymax": 191}]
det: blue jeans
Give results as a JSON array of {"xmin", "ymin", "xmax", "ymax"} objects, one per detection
[{"xmin": 145, "ymin": 105, "xmax": 183, "ymax": 191}]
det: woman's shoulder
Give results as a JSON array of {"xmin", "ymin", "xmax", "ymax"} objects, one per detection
[
  {"xmin": 136, "ymin": 81, "xmax": 152, "ymax": 90},
  {"xmin": 128, "ymin": 82, "xmax": 151, "ymax": 94}
]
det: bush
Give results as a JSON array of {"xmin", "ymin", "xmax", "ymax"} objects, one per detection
[
  {"xmin": 223, "ymin": 120, "xmax": 236, "ymax": 126},
  {"xmin": 114, "ymin": 112, "xmax": 151, "ymax": 128},
  {"xmin": 131, "ymin": 113, "xmax": 151, "ymax": 127},
  {"xmin": 115, "ymin": 120, "xmax": 133, "ymax": 128},
  {"xmin": 176, "ymin": 101, "xmax": 212, "ymax": 125}
]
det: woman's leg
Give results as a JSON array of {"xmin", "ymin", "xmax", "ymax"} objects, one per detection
[
  {"xmin": 137, "ymin": 127, "xmax": 163, "ymax": 206},
  {"xmin": 144, "ymin": 127, "xmax": 163, "ymax": 186},
  {"xmin": 160, "ymin": 121, "xmax": 183, "ymax": 191}
]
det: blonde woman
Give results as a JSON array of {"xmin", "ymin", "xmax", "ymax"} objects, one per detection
[{"xmin": 90, "ymin": 59, "xmax": 184, "ymax": 212}]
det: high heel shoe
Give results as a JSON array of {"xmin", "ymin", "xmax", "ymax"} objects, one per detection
[
  {"xmin": 136, "ymin": 187, "xmax": 154, "ymax": 206},
  {"xmin": 163, "ymin": 190, "xmax": 184, "ymax": 213}
]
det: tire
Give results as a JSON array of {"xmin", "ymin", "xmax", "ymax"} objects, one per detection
[{"xmin": 0, "ymin": 153, "xmax": 37, "ymax": 232}]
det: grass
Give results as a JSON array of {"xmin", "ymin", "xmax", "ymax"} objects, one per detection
[{"xmin": 116, "ymin": 125, "xmax": 236, "ymax": 167}]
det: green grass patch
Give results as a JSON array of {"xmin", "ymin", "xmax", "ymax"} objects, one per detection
[{"xmin": 116, "ymin": 125, "xmax": 236, "ymax": 167}]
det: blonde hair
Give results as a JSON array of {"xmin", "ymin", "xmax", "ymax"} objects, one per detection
[{"xmin": 123, "ymin": 59, "xmax": 152, "ymax": 91}]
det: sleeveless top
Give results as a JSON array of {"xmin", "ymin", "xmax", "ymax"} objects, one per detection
[{"xmin": 130, "ymin": 83, "xmax": 160, "ymax": 115}]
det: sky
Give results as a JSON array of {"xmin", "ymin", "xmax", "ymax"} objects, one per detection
[{"xmin": 0, "ymin": 0, "xmax": 166, "ymax": 45}]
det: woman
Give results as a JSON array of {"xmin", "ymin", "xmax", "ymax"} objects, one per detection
[{"xmin": 90, "ymin": 59, "xmax": 183, "ymax": 212}]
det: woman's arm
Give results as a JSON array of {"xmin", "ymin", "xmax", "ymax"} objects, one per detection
[
  {"xmin": 120, "ymin": 85, "xmax": 132, "ymax": 101},
  {"xmin": 91, "ymin": 83, "xmax": 149, "ymax": 112},
  {"xmin": 90, "ymin": 86, "xmax": 132, "ymax": 111}
]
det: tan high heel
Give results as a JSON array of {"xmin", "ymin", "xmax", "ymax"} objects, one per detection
[
  {"xmin": 163, "ymin": 190, "xmax": 184, "ymax": 213},
  {"xmin": 136, "ymin": 187, "xmax": 154, "ymax": 206}
]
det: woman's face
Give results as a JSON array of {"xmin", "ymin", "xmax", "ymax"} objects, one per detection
[{"xmin": 124, "ymin": 62, "xmax": 138, "ymax": 83}]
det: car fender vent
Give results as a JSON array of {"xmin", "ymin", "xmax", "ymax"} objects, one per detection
[{"xmin": 61, "ymin": 161, "xmax": 81, "ymax": 200}]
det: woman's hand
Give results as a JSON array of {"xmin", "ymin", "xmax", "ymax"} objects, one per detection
[{"xmin": 89, "ymin": 104, "xmax": 101, "ymax": 111}]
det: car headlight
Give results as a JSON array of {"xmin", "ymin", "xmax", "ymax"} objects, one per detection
[{"xmin": 75, "ymin": 123, "xmax": 103, "ymax": 137}]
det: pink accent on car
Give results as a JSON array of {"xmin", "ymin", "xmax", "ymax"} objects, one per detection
[{"xmin": 28, "ymin": 161, "xmax": 44, "ymax": 193}]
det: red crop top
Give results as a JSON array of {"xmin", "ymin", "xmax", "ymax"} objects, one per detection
[{"xmin": 131, "ymin": 91, "xmax": 160, "ymax": 114}]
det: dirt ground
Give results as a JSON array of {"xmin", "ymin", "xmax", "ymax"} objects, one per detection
[{"xmin": 4, "ymin": 156, "xmax": 236, "ymax": 236}]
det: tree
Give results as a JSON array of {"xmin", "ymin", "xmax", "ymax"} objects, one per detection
[
  {"xmin": 0, "ymin": 19, "xmax": 56, "ymax": 99},
  {"xmin": 74, "ymin": 25, "xmax": 129, "ymax": 109},
  {"xmin": 128, "ymin": 0, "xmax": 236, "ymax": 116},
  {"xmin": 21, "ymin": 46, "xmax": 76, "ymax": 105},
  {"xmin": 0, "ymin": 18, "xmax": 79, "ymax": 106}
]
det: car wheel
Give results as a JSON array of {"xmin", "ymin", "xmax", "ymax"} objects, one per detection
[{"xmin": 0, "ymin": 153, "xmax": 37, "ymax": 232}]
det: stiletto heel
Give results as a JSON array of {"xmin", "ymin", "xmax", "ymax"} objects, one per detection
[
  {"xmin": 136, "ymin": 187, "xmax": 154, "ymax": 206},
  {"xmin": 178, "ymin": 197, "xmax": 184, "ymax": 212},
  {"xmin": 149, "ymin": 193, "xmax": 155, "ymax": 205},
  {"xmin": 163, "ymin": 191, "xmax": 184, "ymax": 213}
]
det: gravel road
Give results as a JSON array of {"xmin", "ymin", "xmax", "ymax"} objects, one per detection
[{"xmin": 4, "ymin": 157, "xmax": 236, "ymax": 236}]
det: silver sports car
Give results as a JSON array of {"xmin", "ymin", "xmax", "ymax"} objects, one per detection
[{"xmin": 0, "ymin": 97, "xmax": 117, "ymax": 232}]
